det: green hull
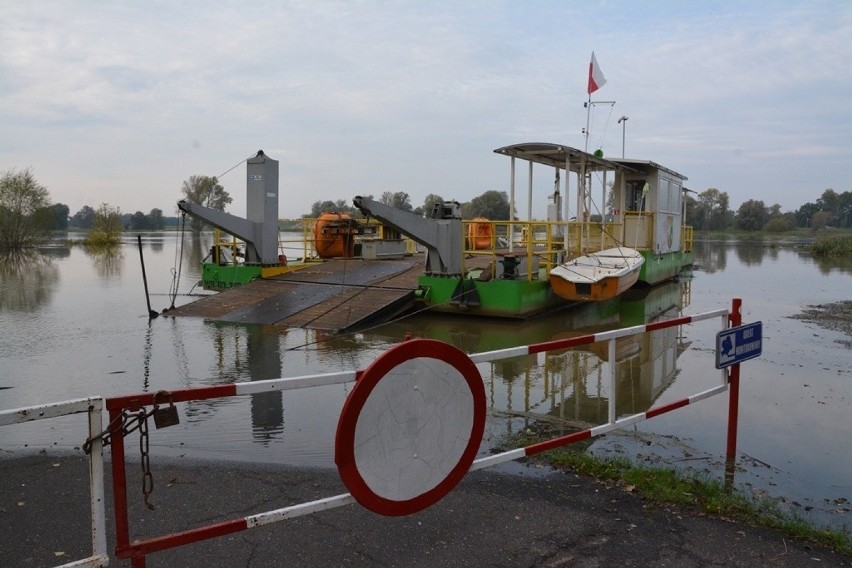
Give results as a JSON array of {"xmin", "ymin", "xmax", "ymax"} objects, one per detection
[
  {"xmin": 418, "ymin": 249, "xmax": 693, "ymax": 318},
  {"xmin": 202, "ymin": 263, "xmax": 262, "ymax": 290},
  {"xmin": 638, "ymin": 250, "xmax": 694, "ymax": 285},
  {"xmin": 417, "ymin": 274, "xmax": 566, "ymax": 318}
]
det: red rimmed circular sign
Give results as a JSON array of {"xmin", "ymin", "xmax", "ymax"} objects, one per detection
[{"xmin": 335, "ymin": 338, "xmax": 485, "ymax": 516}]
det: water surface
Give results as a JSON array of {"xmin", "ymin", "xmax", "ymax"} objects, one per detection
[{"xmin": 0, "ymin": 234, "xmax": 849, "ymax": 529}]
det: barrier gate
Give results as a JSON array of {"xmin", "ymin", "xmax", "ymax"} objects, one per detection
[
  {"xmin": 3, "ymin": 299, "xmax": 755, "ymax": 567},
  {"xmin": 0, "ymin": 397, "xmax": 108, "ymax": 568}
]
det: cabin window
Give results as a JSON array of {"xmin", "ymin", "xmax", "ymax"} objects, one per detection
[
  {"xmin": 660, "ymin": 179, "xmax": 671, "ymax": 212},
  {"xmin": 626, "ymin": 180, "xmax": 646, "ymax": 212},
  {"xmin": 671, "ymin": 182, "xmax": 682, "ymax": 214}
]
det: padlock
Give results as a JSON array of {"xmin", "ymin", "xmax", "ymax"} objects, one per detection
[{"xmin": 152, "ymin": 391, "xmax": 180, "ymax": 429}]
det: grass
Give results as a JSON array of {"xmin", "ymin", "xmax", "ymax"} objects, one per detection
[
  {"xmin": 694, "ymin": 227, "xmax": 852, "ymax": 243},
  {"xmin": 811, "ymin": 235, "xmax": 852, "ymax": 257},
  {"xmin": 500, "ymin": 432, "xmax": 852, "ymax": 556}
]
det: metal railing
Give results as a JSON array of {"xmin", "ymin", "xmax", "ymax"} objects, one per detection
[{"xmin": 0, "ymin": 398, "xmax": 108, "ymax": 568}]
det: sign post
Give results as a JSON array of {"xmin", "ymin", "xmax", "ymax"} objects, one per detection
[{"xmin": 718, "ymin": 299, "xmax": 764, "ymax": 489}]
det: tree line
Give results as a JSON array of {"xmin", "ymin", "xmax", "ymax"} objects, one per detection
[
  {"xmin": 685, "ymin": 187, "xmax": 852, "ymax": 232},
  {"xmin": 307, "ymin": 190, "xmax": 512, "ymax": 220},
  {"xmin": 2, "ymin": 166, "xmax": 849, "ymax": 250}
]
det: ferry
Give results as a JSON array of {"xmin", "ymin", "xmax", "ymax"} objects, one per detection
[
  {"xmin": 175, "ymin": 145, "xmax": 693, "ymax": 324},
  {"xmin": 353, "ymin": 142, "xmax": 693, "ymax": 317}
]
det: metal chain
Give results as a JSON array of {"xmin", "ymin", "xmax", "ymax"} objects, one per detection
[
  {"xmin": 138, "ymin": 409, "xmax": 157, "ymax": 510},
  {"xmin": 83, "ymin": 404, "xmax": 160, "ymax": 509},
  {"xmin": 83, "ymin": 407, "xmax": 152, "ymax": 453}
]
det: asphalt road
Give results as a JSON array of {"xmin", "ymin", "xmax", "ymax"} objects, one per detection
[{"xmin": 1, "ymin": 453, "xmax": 849, "ymax": 567}]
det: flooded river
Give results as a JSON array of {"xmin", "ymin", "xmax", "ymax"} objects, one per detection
[{"xmin": 0, "ymin": 233, "xmax": 849, "ymax": 530}]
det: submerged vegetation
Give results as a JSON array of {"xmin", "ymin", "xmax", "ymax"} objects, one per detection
[
  {"xmin": 811, "ymin": 235, "xmax": 852, "ymax": 257},
  {"xmin": 499, "ymin": 431, "xmax": 851, "ymax": 555},
  {"xmin": 0, "ymin": 168, "xmax": 53, "ymax": 249},
  {"xmin": 82, "ymin": 203, "xmax": 123, "ymax": 247}
]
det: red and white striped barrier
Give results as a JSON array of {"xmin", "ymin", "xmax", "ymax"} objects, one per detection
[
  {"xmin": 40, "ymin": 304, "xmax": 739, "ymax": 568},
  {"xmin": 468, "ymin": 307, "xmax": 731, "ymax": 469}
]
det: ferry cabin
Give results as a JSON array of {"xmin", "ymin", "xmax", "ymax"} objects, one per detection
[{"xmin": 493, "ymin": 143, "xmax": 692, "ymax": 285}]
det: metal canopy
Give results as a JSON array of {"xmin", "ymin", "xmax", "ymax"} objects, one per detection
[
  {"xmin": 608, "ymin": 158, "xmax": 687, "ymax": 181},
  {"xmin": 493, "ymin": 143, "xmax": 637, "ymax": 173}
]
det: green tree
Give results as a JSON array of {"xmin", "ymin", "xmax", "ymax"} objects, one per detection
[
  {"xmin": 736, "ymin": 199, "xmax": 769, "ymax": 231},
  {"xmin": 149, "ymin": 208, "xmax": 164, "ymax": 230},
  {"xmin": 306, "ymin": 199, "xmax": 358, "ymax": 218},
  {"xmin": 794, "ymin": 201, "xmax": 820, "ymax": 228},
  {"xmin": 130, "ymin": 211, "xmax": 151, "ymax": 230},
  {"xmin": 810, "ymin": 210, "xmax": 833, "ymax": 229},
  {"xmin": 813, "ymin": 188, "xmax": 852, "ymax": 228},
  {"xmin": 418, "ymin": 193, "xmax": 445, "ymax": 217},
  {"xmin": 181, "ymin": 175, "xmax": 232, "ymax": 231},
  {"xmin": 0, "ymin": 168, "xmax": 53, "ymax": 249},
  {"xmin": 380, "ymin": 191, "xmax": 413, "ymax": 211},
  {"xmin": 837, "ymin": 191, "xmax": 852, "ymax": 228},
  {"xmin": 464, "ymin": 190, "xmax": 511, "ymax": 220},
  {"xmin": 71, "ymin": 205, "xmax": 96, "ymax": 229},
  {"xmin": 46, "ymin": 203, "xmax": 70, "ymax": 231},
  {"xmin": 693, "ymin": 188, "xmax": 732, "ymax": 231},
  {"xmin": 84, "ymin": 203, "xmax": 123, "ymax": 246}
]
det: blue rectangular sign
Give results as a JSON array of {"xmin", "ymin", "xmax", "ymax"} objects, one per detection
[{"xmin": 715, "ymin": 321, "xmax": 763, "ymax": 369}]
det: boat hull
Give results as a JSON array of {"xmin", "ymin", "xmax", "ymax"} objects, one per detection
[
  {"xmin": 549, "ymin": 268, "xmax": 641, "ymax": 302},
  {"xmin": 549, "ymin": 248, "xmax": 645, "ymax": 302}
]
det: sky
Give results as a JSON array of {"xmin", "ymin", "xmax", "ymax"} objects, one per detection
[{"xmin": 1, "ymin": 1, "xmax": 850, "ymax": 221}]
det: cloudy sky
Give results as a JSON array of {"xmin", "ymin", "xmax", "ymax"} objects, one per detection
[{"xmin": 1, "ymin": 1, "xmax": 849, "ymax": 220}]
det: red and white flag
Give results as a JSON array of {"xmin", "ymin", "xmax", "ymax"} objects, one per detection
[{"xmin": 587, "ymin": 51, "xmax": 606, "ymax": 95}]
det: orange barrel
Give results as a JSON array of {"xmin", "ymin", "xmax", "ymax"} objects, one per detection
[
  {"xmin": 466, "ymin": 217, "xmax": 492, "ymax": 250},
  {"xmin": 313, "ymin": 212, "xmax": 357, "ymax": 258}
]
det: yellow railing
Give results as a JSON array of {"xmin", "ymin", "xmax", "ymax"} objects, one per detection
[
  {"xmin": 682, "ymin": 225, "xmax": 694, "ymax": 252},
  {"xmin": 460, "ymin": 219, "xmax": 629, "ymax": 281},
  {"xmin": 216, "ymin": 216, "xmax": 693, "ymax": 272},
  {"xmin": 211, "ymin": 229, "xmax": 242, "ymax": 265}
]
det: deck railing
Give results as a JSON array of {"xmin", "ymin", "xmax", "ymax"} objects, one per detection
[{"xmin": 209, "ymin": 215, "xmax": 693, "ymax": 271}]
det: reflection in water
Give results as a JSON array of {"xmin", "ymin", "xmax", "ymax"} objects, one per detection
[
  {"xmin": 801, "ymin": 250, "xmax": 852, "ymax": 276},
  {"xmin": 543, "ymin": 320, "xmax": 685, "ymax": 427},
  {"xmin": 0, "ymin": 249, "xmax": 60, "ymax": 311},
  {"xmin": 734, "ymin": 240, "xmax": 766, "ymax": 266},
  {"xmin": 487, "ymin": 281, "xmax": 690, "ymax": 438},
  {"xmin": 85, "ymin": 244, "xmax": 124, "ymax": 279},
  {"xmin": 693, "ymin": 241, "xmax": 727, "ymax": 273},
  {"xmin": 37, "ymin": 245, "xmax": 71, "ymax": 260},
  {"xmin": 376, "ymin": 280, "xmax": 691, "ymax": 439},
  {"xmin": 178, "ymin": 322, "xmax": 286, "ymax": 444},
  {"xmin": 246, "ymin": 325, "xmax": 285, "ymax": 444},
  {"xmin": 142, "ymin": 320, "xmax": 154, "ymax": 391},
  {"xmin": 187, "ymin": 232, "xmax": 208, "ymax": 272},
  {"xmin": 148, "ymin": 235, "xmax": 164, "ymax": 254}
]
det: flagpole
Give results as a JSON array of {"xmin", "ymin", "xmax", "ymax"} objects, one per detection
[{"xmin": 583, "ymin": 51, "xmax": 607, "ymax": 250}]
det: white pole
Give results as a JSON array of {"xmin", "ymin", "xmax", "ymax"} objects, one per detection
[
  {"xmin": 509, "ymin": 157, "xmax": 515, "ymax": 253},
  {"xmin": 527, "ymin": 161, "xmax": 533, "ymax": 221}
]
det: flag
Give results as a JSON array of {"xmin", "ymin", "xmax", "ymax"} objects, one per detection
[{"xmin": 587, "ymin": 51, "xmax": 606, "ymax": 95}]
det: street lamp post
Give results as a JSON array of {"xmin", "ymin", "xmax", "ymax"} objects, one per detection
[{"xmin": 617, "ymin": 116, "xmax": 629, "ymax": 158}]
